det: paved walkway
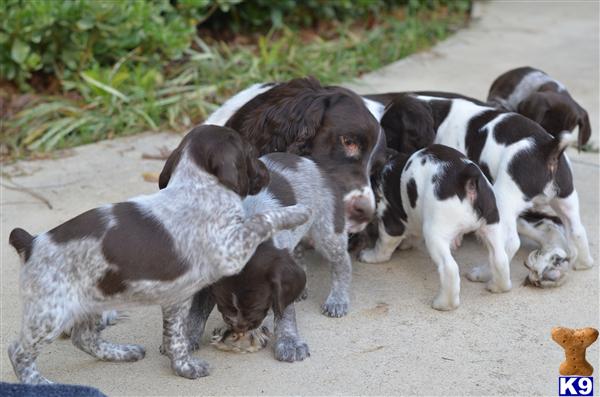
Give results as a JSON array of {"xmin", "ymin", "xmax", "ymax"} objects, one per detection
[{"xmin": 1, "ymin": 2, "xmax": 598, "ymax": 395}]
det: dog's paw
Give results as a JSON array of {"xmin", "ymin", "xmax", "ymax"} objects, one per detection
[
  {"xmin": 109, "ymin": 343, "xmax": 146, "ymax": 362},
  {"xmin": 322, "ymin": 295, "xmax": 349, "ymax": 318},
  {"xmin": 171, "ymin": 356, "xmax": 210, "ymax": 379},
  {"xmin": 573, "ymin": 255, "xmax": 594, "ymax": 270},
  {"xmin": 358, "ymin": 248, "xmax": 390, "ymax": 264},
  {"xmin": 274, "ymin": 336, "xmax": 310, "ymax": 362},
  {"xmin": 465, "ymin": 265, "xmax": 492, "ymax": 283},
  {"xmin": 295, "ymin": 288, "xmax": 308, "ymax": 302},
  {"xmin": 431, "ymin": 294, "xmax": 459, "ymax": 311},
  {"xmin": 485, "ymin": 279, "xmax": 512, "ymax": 293}
]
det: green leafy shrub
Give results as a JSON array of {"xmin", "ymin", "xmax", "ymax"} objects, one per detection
[
  {"xmin": 1, "ymin": 0, "xmax": 470, "ymax": 157},
  {"xmin": 0, "ymin": 0, "xmax": 196, "ymax": 88}
]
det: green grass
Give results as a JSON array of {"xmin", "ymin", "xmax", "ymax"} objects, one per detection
[{"xmin": 1, "ymin": 7, "xmax": 469, "ymax": 158}]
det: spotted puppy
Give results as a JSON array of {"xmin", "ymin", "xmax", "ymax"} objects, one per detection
[
  {"xmin": 487, "ymin": 66, "xmax": 591, "ymax": 149},
  {"xmin": 7, "ymin": 125, "xmax": 310, "ymax": 384},
  {"xmin": 367, "ymin": 94, "xmax": 594, "ymax": 290},
  {"xmin": 360, "ymin": 145, "xmax": 501, "ymax": 310},
  {"xmin": 189, "ymin": 151, "xmax": 357, "ymax": 363}
]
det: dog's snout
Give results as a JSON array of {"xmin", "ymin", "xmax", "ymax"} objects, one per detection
[{"xmin": 346, "ymin": 195, "xmax": 374, "ymax": 223}]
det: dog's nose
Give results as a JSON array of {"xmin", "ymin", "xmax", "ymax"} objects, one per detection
[{"xmin": 346, "ymin": 195, "xmax": 374, "ymax": 223}]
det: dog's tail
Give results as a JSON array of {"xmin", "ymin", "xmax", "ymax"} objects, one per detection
[
  {"xmin": 461, "ymin": 162, "xmax": 499, "ymax": 223},
  {"xmin": 9, "ymin": 228, "xmax": 35, "ymax": 263},
  {"xmin": 542, "ymin": 131, "xmax": 575, "ymax": 174}
]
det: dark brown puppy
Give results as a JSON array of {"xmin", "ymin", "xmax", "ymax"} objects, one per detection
[
  {"xmin": 487, "ymin": 66, "xmax": 591, "ymax": 149},
  {"xmin": 211, "ymin": 241, "xmax": 306, "ymax": 344}
]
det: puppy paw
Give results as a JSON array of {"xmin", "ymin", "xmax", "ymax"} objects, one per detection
[
  {"xmin": 295, "ymin": 288, "xmax": 308, "ymax": 302},
  {"xmin": 322, "ymin": 295, "xmax": 349, "ymax": 317},
  {"xmin": 431, "ymin": 295, "xmax": 459, "ymax": 311},
  {"xmin": 171, "ymin": 356, "xmax": 210, "ymax": 379},
  {"xmin": 465, "ymin": 265, "xmax": 492, "ymax": 283},
  {"xmin": 485, "ymin": 279, "xmax": 512, "ymax": 293},
  {"xmin": 358, "ymin": 248, "xmax": 390, "ymax": 264},
  {"xmin": 274, "ymin": 336, "xmax": 310, "ymax": 362},
  {"xmin": 108, "ymin": 343, "xmax": 146, "ymax": 362},
  {"xmin": 573, "ymin": 256, "xmax": 594, "ymax": 270}
]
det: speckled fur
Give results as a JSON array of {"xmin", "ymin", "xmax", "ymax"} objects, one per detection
[
  {"xmin": 188, "ymin": 153, "xmax": 352, "ymax": 363},
  {"xmin": 7, "ymin": 136, "xmax": 310, "ymax": 384}
]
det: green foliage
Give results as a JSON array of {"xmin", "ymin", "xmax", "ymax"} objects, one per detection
[
  {"xmin": 1, "ymin": 0, "xmax": 470, "ymax": 157},
  {"xmin": 0, "ymin": 0, "xmax": 195, "ymax": 88}
]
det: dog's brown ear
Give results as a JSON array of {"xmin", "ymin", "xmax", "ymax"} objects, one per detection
[
  {"xmin": 209, "ymin": 150, "xmax": 249, "ymax": 197},
  {"xmin": 381, "ymin": 96, "xmax": 436, "ymax": 153},
  {"xmin": 518, "ymin": 92, "xmax": 549, "ymax": 126},
  {"xmin": 245, "ymin": 146, "xmax": 270, "ymax": 195},
  {"xmin": 577, "ymin": 109, "xmax": 591, "ymax": 149},
  {"xmin": 158, "ymin": 145, "xmax": 183, "ymax": 189},
  {"xmin": 271, "ymin": 256, "xmax": 306, "ymax": 318}
]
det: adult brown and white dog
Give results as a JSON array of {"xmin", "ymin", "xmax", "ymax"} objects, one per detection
[{"xmin": 487, "ymin": 66, "xmax": 592, "ymax": 149}]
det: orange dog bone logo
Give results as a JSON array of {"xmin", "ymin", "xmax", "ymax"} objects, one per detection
[{"xmin": 552, "ymin": 327, "xmax": 599, "ymax": 376}]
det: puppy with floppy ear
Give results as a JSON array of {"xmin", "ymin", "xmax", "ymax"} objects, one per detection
[
  {"xmin": 210, "ymin": 242, "xmax": 306, "ymax": 352},
  {"xmin": 378, "ymin": 95, "xmax": 437, "ymax": 154},
  {"xmin": 487, "ymin": 66, "xmax": 592, "ymax": 150},
  {"xmin": 159, "ymin": 125, "xmax": 270, "ymax": 196}
]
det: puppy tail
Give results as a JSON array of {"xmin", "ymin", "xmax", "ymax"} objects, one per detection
[
  {"xmin": 461, "ymin": 163, "xmax": 499, "ymax": 223},
  {"xmin": 543, "ymin": 131, "xmax": 574, "ymax": 173},
  {"xmin": 9, "ymin": 228, "xmax": 35, "ymax": 263}
]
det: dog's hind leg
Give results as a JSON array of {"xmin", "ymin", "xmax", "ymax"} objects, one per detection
[
  {"xmin": 274, "ymin": 303, "xmax": 310, "ymax": 362},
  {"xmin": 477, "ymin": 223, "xmax": 512, "ymax": 293},
  {"xmin": 162, "ymin": 299, "xmax": 210, "ymax": 379},
  {"xmin": 293, "ymin": 245, "xmax": 308, "ymax": 301},
  {"xmin": 424, "ymin": 229, "xmax": 461, "ymax": 311},
  {"xmin": 551, "ymin": 190, "xmax": 594, "ymax": 270},
  {"xmin": 71, "ymin": 313, "xmax": 145, "ymax": 362},
  {"xmin": 9, "ymin": 297, "xmax": 69, "ymax": 384}
]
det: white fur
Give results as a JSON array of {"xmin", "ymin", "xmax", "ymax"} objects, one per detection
[{"xmin": 204, "ymin": 83, "xmax": 275, "ymax": 126}]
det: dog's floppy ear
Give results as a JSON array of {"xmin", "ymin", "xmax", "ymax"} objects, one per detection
[
  {"xmin": 244, "ymin": 145, "xmax": 270, "ymax": 195},
  {"xmin": 209, "ymin": 148, "xmax": 250, "ymax": 197},
  {"xmin": 381, "ymin": 96, "xmax": 435, "ymax": 153},
  {"xmin": 158, "ymin": 145, "xmax": 183, "ymax": 189},
  {"xmin": 270, "ymin": 256, "xmax": 306, "ymax": 318},
  {"xmin": 280, "ymin": 95, "xmax": 328, "ymax": 155},
  {"xmin": 518, "ymin": 92, "xmax": 549, "ymax": 126},
  {"xmin": 576, "ymin": 108, "xmax": 591, "ymax": 149}
]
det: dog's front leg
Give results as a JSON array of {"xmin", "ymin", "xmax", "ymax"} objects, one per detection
[
  {"xmin": 359, "ymin": 219, "xmax": 405, "ymax": 263},
  {"xmin": 274, "ymin": 303, "xmax": 310, "ymax": 362},
  {"xmin": 221, "ymin": 205, "xmax": 311, "ymax": 277},
  {"xmin": 317, "ymin": 235, "xmax": 352, "ymax": 317},
  {"xmin": 186, "ymin": 288, "xmax": 216, "ymax": 351},
  {"xmin": 162, "ymin": 299, "xmax": 210, "ymax": 379}
]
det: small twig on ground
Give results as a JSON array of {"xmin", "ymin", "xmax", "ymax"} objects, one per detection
[
  {"xmin": 0, "ymin": 179, "xmax": 53, "ymax": 209},
  {"xmin": 141, "ymin": 146, "xmax": 172, "ymax": 160}
]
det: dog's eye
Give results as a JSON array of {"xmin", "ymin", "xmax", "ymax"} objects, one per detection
[{"xmin": 340, "ymin": 136, "xmax": 360, "ymax": 157}]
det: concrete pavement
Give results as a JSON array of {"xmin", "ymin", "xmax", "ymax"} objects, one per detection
[{"xmin": 1, "ymin": 1, "xmax": 598, "ymax": 395}]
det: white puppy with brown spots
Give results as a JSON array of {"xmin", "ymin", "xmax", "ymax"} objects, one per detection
[{"xmin": 360, "ymin": 145, "xmax": 503, "ymax": 310}]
